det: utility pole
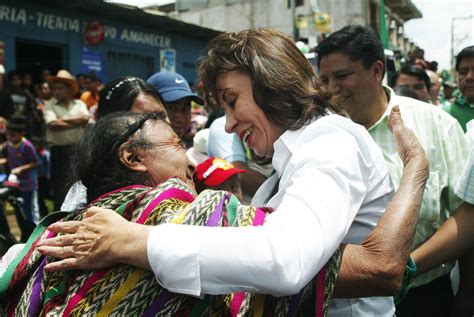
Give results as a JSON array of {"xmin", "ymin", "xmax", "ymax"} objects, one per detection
[
  {"xmin": 290, "ymin": 0, "xmax": 297, "ymax": 40},
  {"xmin": 451, "ymin": 15, "xmax": 473, "ymax": 70}
]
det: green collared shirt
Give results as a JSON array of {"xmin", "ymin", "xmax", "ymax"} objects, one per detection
[
  {"xmin": 368, "ymin": 86, "xmax": 469, "ymax": 287},
  {"xmin": 442, "ymin": 92, "xmax": 474, "ymax": 132}
]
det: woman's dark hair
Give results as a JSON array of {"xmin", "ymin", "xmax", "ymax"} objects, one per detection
[
  {"xmin": 71, "ymin": 111, "xmax": 168, "ymax": 202},
  {"xmin": 97, "ymin": 77, "xmax": 165, "ymax": 119},
  {"xmin": 198, "ymin": 28, "xmax": 345, "ymax": 131}
]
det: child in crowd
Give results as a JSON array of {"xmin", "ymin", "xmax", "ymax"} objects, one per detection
[
  {"xmin": 1, "ymin": 116, "xmax": 40, "ymax": 228},
  {"xmin": 193, "ymin": 157, "xmax": 247, "ymax": 202},
  {"xmin": 31, "ymin": 135, "xmax": 50, "ymax": 219}
]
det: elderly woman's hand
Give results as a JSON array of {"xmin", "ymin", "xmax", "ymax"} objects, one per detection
[
  {"xmin": 388, "ymin": 105, "xmax": 428, "ymax": 170},
  {"xmin": 37, "ymin": 207, "xmax": 152, "ymax": 272}
]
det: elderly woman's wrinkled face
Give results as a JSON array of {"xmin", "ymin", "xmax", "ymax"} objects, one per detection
[{"xmin": 139, "ymin": 120, "xmax": 195, "ymax": 190}]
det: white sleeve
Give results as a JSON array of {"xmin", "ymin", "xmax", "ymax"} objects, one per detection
[{"xmin": 147, "ymin": 130, "xmax": 370, "ymax": 296}]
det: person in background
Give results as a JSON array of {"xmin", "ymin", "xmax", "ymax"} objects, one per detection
[
  {"xmin": 40, "ymin": 68, "xmax": 51, "ymax": 84},
  {"xmin": 186, "ymin": 127, "xmax": 210, "ymax": 165},
  {"xmin": 96, "ymin": 76, "xmax": 166, "ymax": 119},
  {"xmin": 35, "ymin": 82, "xmax": 52, "ymax": 112},
  {"xmin": 147, "ymin": 71, "xmax": 204, "ymax": 148},
  {"xmin": 31, "ymin": 135, "xmax": 50, "ymax": 219},
  {"xmin": 442, "ymin": 45, "xmax": 474, "ymax": 132},
  {"xmin": 1, "ymin": 71, "xmax": 40, "ymax": 139},
  {"xmin": 193, "ymin": 157, "xmax": 246, "ymax": 202},
  {"xmin": 21, "ymin": 72, "xmax": 34, "ymax": 98},
  {"xmin": 190, "ymin": 102, "xmax": 207, "ymax": 136},
  {"xmin": 80, "ymin": 71, "xmax": 102, "ymax": 110},
  {"xmin": 393, "ymin": 65, "xmax": 431, "ymax": 103},
  {"xmin": 0, "ymin": 71, "xmax": 21, "ymax": 121},
  {"xmin": 316, "ymin": 24, "xmax": 472, "ymax": 317},
  {"xmin": 441, "ymin": 80, "xmax": 456, "ymax": 104},
  {"xmin": 0, "ymin": 115, "xmax": 40, "ymax": 239},
  {"xmin": 44, "ymin": 70, "xmax": 90, "ymax": 210},
  {"xmin": 426, "ymin": 70, "xmax": 442, "ymax": 106},
  {"xmin": 75, "ymin": 73, "xmax": 87, "ymax": 97},
  {"xmin": 409, "ymin": 118, "xmax": 474, "ymax": 317},
  {"xmin": 203, "ymin": 98, "xmax": 224, "ymax": 129}
]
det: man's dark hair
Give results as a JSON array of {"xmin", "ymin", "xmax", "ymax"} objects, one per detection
[
  {"xmin": 315, "ymin": 25, "xmax": 386, "ymax": 75},
  {"xmin": 71, "ymin": 111, "xmax": 168, "ymax": 202},
  {"xmin": 394, "ymin": 65, "xmax": 431, "ymax": 91},
  {"xmin": 98, "ymin": 77, "xmax": 165, "ymax": 119},
  {"xmin": 455, "ymin": 45, "xmax": 474, "ymax": 71}
]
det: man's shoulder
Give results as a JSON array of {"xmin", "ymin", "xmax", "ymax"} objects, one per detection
[
  {"xmin": 208, "ymin": 116, "xmax": 226, "ymax": 133},
  {"xmin": 22, "ymin": 138, "xmax": 37, "ymax": 150},
  {"xmin": 395, "ymin": 96, "xmax": 459, "ymax": 127}
]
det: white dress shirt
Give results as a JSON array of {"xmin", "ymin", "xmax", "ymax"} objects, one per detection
[{"xmin": 147, "ymin": 114, "xmax": 395, "ymax": 315}]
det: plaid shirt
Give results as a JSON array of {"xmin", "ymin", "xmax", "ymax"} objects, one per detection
[
  {"xmin": 369, "ymin": 87, "xmax": 469, "ymax": 287},
  {"xmin": 455, "ymin": 120, "xmax": 474, "ymax": 204}
]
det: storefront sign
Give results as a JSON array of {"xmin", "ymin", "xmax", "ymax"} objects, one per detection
[
  {"xmin": 0, "ymin": 4, "xmax": 171, "ymax": 48},
  {"xmin": 80, "ymin": 47, "xmax": 104, "ymax": 80},
  {"xmin": 160, "ymin": 48, "xmax": 176, "ymax": 72}
]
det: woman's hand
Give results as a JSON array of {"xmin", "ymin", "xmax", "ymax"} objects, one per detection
[{"xmin": 37, "ymin": 207, "xmax": 152, "ymax": 272}]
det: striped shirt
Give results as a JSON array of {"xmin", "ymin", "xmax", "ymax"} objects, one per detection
[
  {"xmin": 4, "ymin": 138, "xmax": 40, "ymax": 192},
  {"xmin": 369, "ymin": 86, "xmax": 469, "ymax": 287}
]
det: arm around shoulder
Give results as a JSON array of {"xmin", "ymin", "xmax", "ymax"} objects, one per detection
[{"xmin": 334, "ymin": 106, "xmax": 429, "ymax": 297}]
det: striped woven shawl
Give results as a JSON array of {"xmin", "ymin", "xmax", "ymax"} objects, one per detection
[{"xmin": 0, "ymin": 178, "xmax": 340, "ymax": 316}]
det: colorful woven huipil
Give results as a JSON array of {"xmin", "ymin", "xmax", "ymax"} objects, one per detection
[{"xmin": 0, "ymin": 178, "xmax": 340, "ymax": 316}]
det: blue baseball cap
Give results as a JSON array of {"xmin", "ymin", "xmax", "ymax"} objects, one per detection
[{"xmin": 147, "ymin": 71, "xmax": 204, "ymax": 105}]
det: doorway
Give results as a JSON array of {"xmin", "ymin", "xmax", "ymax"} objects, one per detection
[{"xmin": 15, "ymin": 39, "xmax": 65, "ymax": 84}]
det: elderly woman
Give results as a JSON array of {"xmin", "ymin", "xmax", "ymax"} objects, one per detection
[
  {"xmin": 38, "ymin": 29, "xmax": 428, "ymax": 316},
  {"xmin": 1, "ymin": 111, "xmax": 341, "ymax": 315}
]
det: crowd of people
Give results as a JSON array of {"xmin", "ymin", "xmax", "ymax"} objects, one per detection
[{"xmin": 0, "ymin": 24, "xmax": 472, "ymax": 316}]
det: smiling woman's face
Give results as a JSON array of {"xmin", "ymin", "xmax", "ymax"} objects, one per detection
[
  {"xmin": 216, "ymin": 70, "xmax": 285, "ymax": 158},
  {"xmin": 139, "ymin": 120, "xmax": 195, "ymax": 190}
]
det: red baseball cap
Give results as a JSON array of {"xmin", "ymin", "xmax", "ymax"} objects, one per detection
[{"xmin": 193, "ymin": 157, "xmax": 247, "ymax": 187}]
